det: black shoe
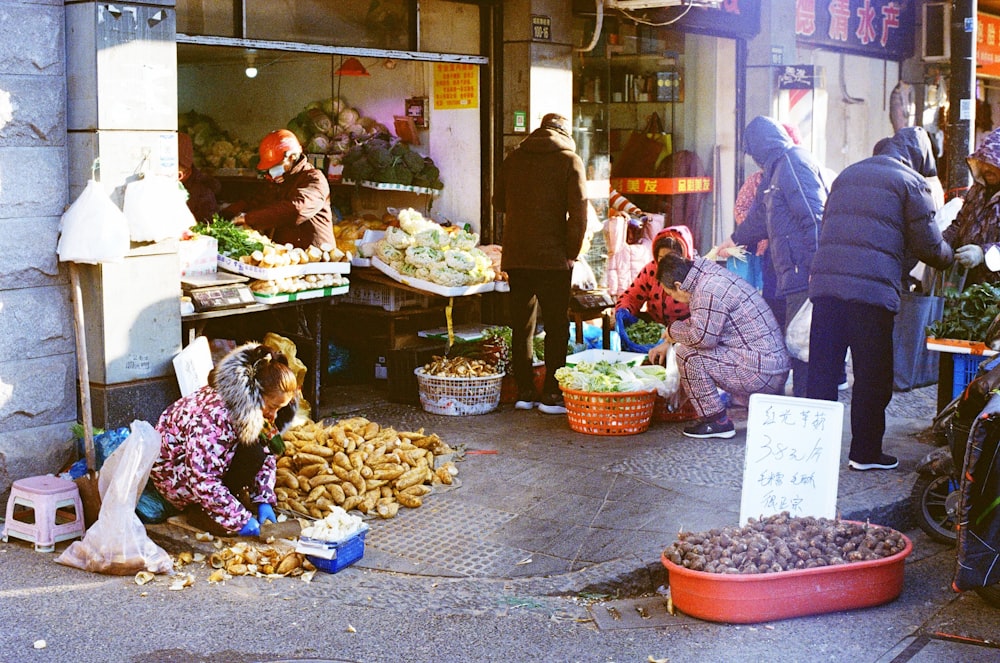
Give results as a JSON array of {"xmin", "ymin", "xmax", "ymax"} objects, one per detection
[
  {"xmin": 683, "ymin": 416, "xmax": 735, "ymax": 439},
  {"xmin": 848, "ymin": 454, "xmax": 898, "ymax": 471},
  {"xmin": 538, "ymin": 395, "xmax": 567, "ymax": 415}
]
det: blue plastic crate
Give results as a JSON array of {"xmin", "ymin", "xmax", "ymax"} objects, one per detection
[
  {"xmin": 952, "ymin": 354, "xmax": 987, "ymax": 399},
  {"xmin": 297, "ymin": 527, "xmax": 367, "ymax": 574}
]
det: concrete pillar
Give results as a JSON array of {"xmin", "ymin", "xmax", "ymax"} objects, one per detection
[
  {"xmin": 0, "ymin": 1, "xmax": 77, "ymax": 496},
  {"xmin": 499, "ymin": 0, "xmax": 575, "ymax": 149},
  {"xmin": 65, "ymin": 1, "xmax": 182, "ymax": 427}
]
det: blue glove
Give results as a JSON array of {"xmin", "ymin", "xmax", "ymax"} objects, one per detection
[
  {"xmin": 257, "ymin": 503, "xmax": 277, "ymax": 525},
  {"xmin": 615, "ymin": 308, "xmax": 639, "ymax": 340},
  {"xmin": 237, "ymin": 516, "xmax": 260, "ymax": 537}
]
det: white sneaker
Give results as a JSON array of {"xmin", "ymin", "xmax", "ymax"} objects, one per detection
[{"xmin": 514, "ymin": 399, "xmax": 536, "ymax": 410}]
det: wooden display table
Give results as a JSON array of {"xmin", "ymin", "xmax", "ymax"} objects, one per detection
[{"xmin": 182, "ymin": 297, "xmax": 330, "ymax": 413}]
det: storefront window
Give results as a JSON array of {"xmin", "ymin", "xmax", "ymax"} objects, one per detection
[
  {"xmin": 572, "ymin": 13, "xmax": 732, "ymax": 256},
  {"xmin": 245, "ymin": 0, "xmax": 412, "ymax": 50},
  {"xmin": 175, "ymin": 0, "xmax": 235, "ymax": 37},
  {"xmin": 178, "ymin": 0, "xmax": 485, "ymax": 54}
]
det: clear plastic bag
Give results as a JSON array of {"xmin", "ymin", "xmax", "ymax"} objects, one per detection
[
  {"xmin": 123, "ymin": 175, "xmax": 197, "ymax": 242},
  {"xmin": 56, "ymin": 420, "xmax": 173, "ymax": 575},
  {"xmin": 56, "ymin": 179, "xmax": 131, "ymax": 264},
  {"xmin": 785, "ymin": 299, "xmax": 812, "ymax": 362}
]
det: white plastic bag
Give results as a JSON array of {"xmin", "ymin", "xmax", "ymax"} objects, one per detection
[
  {"xmin": 56, "ymin": 179, "xmax": 130, "ymax": 264},
  {"xmin": 56, "ymin": 420, "xmax": 173, "ymax": 575},
  {"xmin": 123, "ymin": 175, "xmax": 196, "ymax": 242},
  {"xmin": 785, "ymin": 299, "xmax": 812, "ymax": 363}
]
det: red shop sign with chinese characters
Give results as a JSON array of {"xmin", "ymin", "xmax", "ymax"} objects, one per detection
[
  {"xmin": 978, "ymin": 13, "xmax": 1000, "ymax": 80},
  {"xmin": 610, "ymin": 177, "xmax": 713, "ymax": 196},
  {"xmin": 794, "ymin": 0, "xmax": 915, "ymax": 61}
]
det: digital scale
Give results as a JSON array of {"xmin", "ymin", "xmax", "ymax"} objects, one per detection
[
  {"xmin": 181, "ymin": 272, "xmax": 255, "ymax": 312},
  {"xmin": 571, "ymin": 290, "xmax": 615, "ymax": 311}
]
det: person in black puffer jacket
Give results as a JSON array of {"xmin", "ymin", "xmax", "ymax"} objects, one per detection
[{"xmin": 807, "ymin": 126, "xmax": 954, "ymax": 471}]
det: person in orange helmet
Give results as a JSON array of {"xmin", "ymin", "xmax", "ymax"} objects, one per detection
[{"xmin": 232, "ymin": 129, "xmax": 335, "ymax": 250}]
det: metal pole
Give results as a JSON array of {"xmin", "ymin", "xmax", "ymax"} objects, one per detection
[{"xmin": 945, "ymin": 0, "xmax": 976, "ymax": 195}]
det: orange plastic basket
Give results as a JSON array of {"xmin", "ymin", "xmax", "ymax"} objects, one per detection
[
  {"xmin": 653, "ymin": 393, "xmax": 698, "ymax": 422},
  {"xmin": 560, "ymin": 387, "xmax": 657, "ymax": 436}
]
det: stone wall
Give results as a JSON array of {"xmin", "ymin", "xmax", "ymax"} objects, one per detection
[{"xmin": 0, "ymin": 0, "xmax": 77, "ymax": 499}]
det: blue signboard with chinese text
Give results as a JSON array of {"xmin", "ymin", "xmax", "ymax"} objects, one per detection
[{"xmin": 794, "ymin": 0, "xmax": 915, "ymax": 61}]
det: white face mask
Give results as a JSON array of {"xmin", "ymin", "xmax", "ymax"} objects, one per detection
[{"xmin": 268, "ymin": 163, "xmax": 285, "ymax": 179}]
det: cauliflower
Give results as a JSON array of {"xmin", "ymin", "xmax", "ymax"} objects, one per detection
[
  {"xmin": 397, "ymin": 208, "xmax": 438, "ymax": 235},
  {"xmin": 375, "ymin": 241, "xmax": 403, "ymax": 264},
  {"xmin": 413, "ymin": 227, "xmax": 450, "ymax": 249},
  {"xmin": 450, "ymin": 229, "xmax": 479, "ymax": 251},
  {"xmin": 429, "ymin": 264, "xmax": 471, "ymax": 287},
  {"xmin": 209, "ymin": 140, "xmax": 235, "ymax": 158},
  {"xmin": 444, "ymin": 249, "xmax": 475, "ymax": 272},
  {"xmin": 384, "ymin": 225, "xmax": 414, "ymax": 250},
  {"xmin": 405, "ymin": 244, "xmax": 445, "ymax": 267}
]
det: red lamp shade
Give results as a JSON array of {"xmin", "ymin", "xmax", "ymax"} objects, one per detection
[{"xmin": 335, "ymin": 57, "xmax": 370, "ymax": 77}]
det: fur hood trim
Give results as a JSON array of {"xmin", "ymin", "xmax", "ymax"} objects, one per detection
[{"xmin": 210, "ymin": 342, "xmax": 299, "ymax": 445}]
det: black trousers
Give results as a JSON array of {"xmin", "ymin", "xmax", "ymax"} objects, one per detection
[
  {"xmin": 506, "ymin": 268, "xmax": 572, "ymax": 399},
  {"xmin": 807, "ymin": 296, "xmax": 894, "ymax": 464}
]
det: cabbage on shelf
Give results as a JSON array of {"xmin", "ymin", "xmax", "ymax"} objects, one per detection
[{"xmin": 178, "ymin": 110, "xmax": 259, "ymax": 170}]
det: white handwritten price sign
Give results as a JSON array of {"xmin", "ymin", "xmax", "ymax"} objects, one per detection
[{"xmin": 739, "ymin": 394, "xmax": 844, "ymax": 526}]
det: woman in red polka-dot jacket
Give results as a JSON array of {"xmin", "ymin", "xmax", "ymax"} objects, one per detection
[{"xmin": 615, "ymin": 225, "xmax": 696, "ymax": 330}]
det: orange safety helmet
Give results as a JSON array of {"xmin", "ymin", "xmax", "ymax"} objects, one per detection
[{"xmin": 257, "ymin": 129, "xmax": 302, "ymax": 171}]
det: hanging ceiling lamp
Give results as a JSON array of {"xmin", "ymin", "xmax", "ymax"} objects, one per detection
[
  {"xmin": 334, "ymin": 57, "xmax": 370, "ymax": 77},
  {"xmin": 244, "ymin": 49, "xmax": 258, "ymax": 79}
]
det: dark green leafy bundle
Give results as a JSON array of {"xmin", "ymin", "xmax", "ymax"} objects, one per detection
[
  {"xmin": 191, "ymin": 214, "xmax": 264, "ymax": 258},
  {"xmin": 927, "ymin": 283, "xmax": 1000, "ymax": 341},
  {"xmin": 340, "ymin": 135, "xmax": 443, "ymax": 189}
]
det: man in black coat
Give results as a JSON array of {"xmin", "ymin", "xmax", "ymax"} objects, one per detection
[
  {"xmin": 807, "ymin": 127, "xmax": 954, "ymax": 471},
  {"xmin": 494, "ymin": 113, "xmax": 588, "ymax": 413}
]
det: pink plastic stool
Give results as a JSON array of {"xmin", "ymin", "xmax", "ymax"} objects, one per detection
[{"xmin": 2, "ymin": 475, "xmax": 86, "ymax": 552}]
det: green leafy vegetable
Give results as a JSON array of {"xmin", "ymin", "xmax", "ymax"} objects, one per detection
[
  {"xmin": 927, "ymin": 283, "xmax": 1000, "ymax": 341},
  {"xmin": 192, "ymin": 215, "xmax": 264, "ymax": 258},
  {"xmin": 626, "ymin": 319, "xmax": 666, "ymax": 346},
  {"xmin": 554, "ymin": 360, "xmax": 668, "ymax": 395}
]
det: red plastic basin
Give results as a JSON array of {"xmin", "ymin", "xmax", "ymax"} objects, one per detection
[{"xmin": 661, "ymin": 529, "xmax": 912, "ymax": 624}]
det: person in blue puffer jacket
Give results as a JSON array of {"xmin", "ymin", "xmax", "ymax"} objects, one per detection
[
  {"xmin": 718, "ymin": 116, "xmax": 829, "ymax": 397},
  {"xmin": 807, "ymin": 127, "xmax": 954, "ymax": 471}
]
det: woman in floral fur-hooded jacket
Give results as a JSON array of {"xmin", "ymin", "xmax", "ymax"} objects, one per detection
[{"xmin": 150, "ymin": 342, "xmax": 299, "ymax": 535}]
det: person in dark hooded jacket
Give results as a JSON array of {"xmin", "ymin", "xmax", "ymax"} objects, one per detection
[
  {"xmin": 150, "ymin": 342, "xmax": 300, "ymax": 536},
  {"xmin": 494, "ymin": 113, "xmax": 588, "ymax": 414},
  {"xmin": 718, "ymin": 116, "xmax": 828, "ymax": 397},
  {"xmin": 807, "ymin": 126, "xmax": 954, "ymax": 471},
  {"xmin": 943, "ymin": 126, "xmax": 1000, "ymax": 288}
]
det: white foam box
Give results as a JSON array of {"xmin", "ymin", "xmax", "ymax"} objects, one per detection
[
  {"xmin": 178, "ymin": 235, "xmax": 218, "ymax": 276},
  {"xmin": 565, "ymin": 349, "xmax": 647, "ymax": 367}
]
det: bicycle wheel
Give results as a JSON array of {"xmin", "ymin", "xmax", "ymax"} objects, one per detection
[{"xmin": 910, "ymin": 474, "xmax": 959, "ymax": 543}]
